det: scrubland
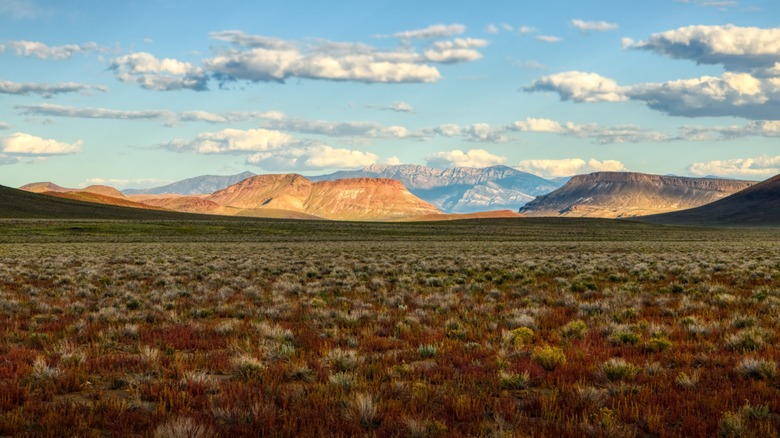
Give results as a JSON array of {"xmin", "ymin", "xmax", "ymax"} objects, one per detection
[{"xmin": 0, "ymin": 219, "xmax": 778, "ymax": 437}]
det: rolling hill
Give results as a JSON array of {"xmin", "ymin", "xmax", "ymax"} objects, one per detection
[
  {"xmin": 637, "ymin": 173, "xmax": 780, "ymax": 227},
  {"xmin": 520, "ymin": 172, "xmax": 755, "ymax": 218},
  {"xmin": 0, "ymin": 184, "xmax": 234, "ymax": 220}
]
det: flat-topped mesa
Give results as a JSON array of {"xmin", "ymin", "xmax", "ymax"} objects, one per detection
[
  {"xmin": 206, "ymin": 174, "xmax": 440, "ymax": 220},
  {"xmin": 520, "ymin": 171, "xmax": 756, "ymax": 218}
]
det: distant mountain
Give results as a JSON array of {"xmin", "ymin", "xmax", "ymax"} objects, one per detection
[
  {"xmin": 19, "ymin": 182, "xmax": 70, "ymax": 193},
  {"xmin": 123, "ymin": 171, "xmax": 256, "ymax": 195},
  {"xmin": 520, "ymin": 172, "xmax": 756, "ymax": 218},
  {"xmin": 207, "ymin": 174, "xmax": 440, "ymax": 221},
  {"xmin": 638, "ymin": 173, "xmax": 780, "ymax": 227},
  {"xmin": 313, "ymin": 164, "xmax": 561, "ymax": 213}
]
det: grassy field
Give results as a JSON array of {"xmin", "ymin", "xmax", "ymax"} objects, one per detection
[{"xmin": 1, "ymin": 218, "xmax": 779, "ymax": 437}]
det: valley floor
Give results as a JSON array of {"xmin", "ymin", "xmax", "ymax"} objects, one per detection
[{"xmin": 0, "ymin": 219, "xmax": 778, "ymax": 436}]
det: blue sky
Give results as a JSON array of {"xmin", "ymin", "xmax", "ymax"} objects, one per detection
[{"xmin": 1, "ymin": 0, "xmax": 780, "ymax": 188}]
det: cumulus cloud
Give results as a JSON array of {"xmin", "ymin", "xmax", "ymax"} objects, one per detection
[
  {"xmin": 535, "ymin": 35, "xmax": 562, "ymax": 43},
  {"xmin": 426, "ymin": 149, "xmax": 506, "ymax": 169},
  {"xmin": 0, "ymin": 132, "xmax": 81, "ymax": 155},
  {"xmin": 205, "ymin": 41, "xmax": 441, "ymax": 85},
  {"xmin": 426, "ymin": 123, "xmax": 508, "ymax": 142},
  {"xmin": 208, "ymin": 30, "xmax": 297, "ymax": 50},
  {"xmin": 485, "ymin": 24, "xmax": 499, "ymax": 34},
  {"xmin": 571, "ymin": 19, "xmax": 619, "ymax": 33},
  {"xmin": 516, "ymin": 158, "xmax": 627, "ymax": 178},
  {"xmin": 518, "ymin": 26, "xmax": 538, "ymax": 35},
  {"xmin": 3, "ymin": 40, "xmax": 102, "ymax": 59},
  {"xmin": 246, "ymin": 144, "xmax": 378, "ymax": 170},
  {"xmin": 629, "ymin": 25, "xmax": 780, "ymax": 72},
  {"xmin": 688, "ymin": 155, "xmax": 780, "ymax": 178},
  {"xmin": 512, "ymin": 117, "xmax": 673, "ymax": 144},
  {"xmin": 0, "ymin": 79, "xmax": 107, "ymax": 97},
  {"xmin": 392, "ymin": 24, "xmax": 466, "ymax": 39},
  {"xmin": 680, "ymin": 120, "xmax": 780, "ymax": 140},
  {"xmin": 423, "ymin": 38, "xmax": 488, "ymax": 63},
  {"xmin": 386, "ymin": 101, "xmax": 414, "ymax": 113},
  {"xmin": 627, "ymin": 72, "xmax": 780, "ymax": 119},
  {"xmin": 526, "ymin": 70, "xmax": 780, "ymax": 119},
  {"xmin": 110, "ymin": 52, "xmax": 208, "ymax": 91},
  {"xmin": 162, "ymin": 128, "xmax": 294, "ymax": 154},
  {"xmin": 524, "ymin": 71, "xmax": 628, "ymax": 102}
]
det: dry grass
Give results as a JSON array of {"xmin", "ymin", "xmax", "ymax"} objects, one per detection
[{"xmin": 0, "ymin": 219, "xmax": 778, "ymax": 436}]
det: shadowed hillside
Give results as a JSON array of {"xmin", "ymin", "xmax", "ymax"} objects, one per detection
[
  {"xmin": 637, "ymin": 173, "xmax": 780, "ymax": 227},
  {"xmin": 0, "ymin": 184, "xmax": 245, "ymax": 220}
]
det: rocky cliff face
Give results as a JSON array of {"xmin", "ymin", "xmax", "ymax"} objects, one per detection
[
  {"xmin": 520, "ymin": 172, "xmax": 756, "ymax": 218},
  {"xmin": 208, "ymin": 174, "xmax": 440, "ymax": 220},
  {"xmin": 313, "ymin": 164, "xmax": 561, "ymax": 213}
]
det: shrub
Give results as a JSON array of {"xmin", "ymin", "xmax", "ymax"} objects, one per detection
[
  {"xmin": 532, "ymin": 345, "xmax": 566, "ymax": 371},
  {"xmin": 736, "ymin": 357, "xmax": 778, "ymax": 380},
  {"xmin": 644, "ymin": 336, "xmax": 673, "ymax": 353},
  {"xmin": 499, "ymin": 371, "xmax": 530, "ymax": 390},
  {"xmin": 418, "ymin": 344, "xmax": 438, "ymax": 358},
  {"xmin": 559, "ymin": 319, "xmax": 587, "ymax": 339},
  {"xmin": 601, "ymin": 358, "xmax": 640, "ymax": 382}
]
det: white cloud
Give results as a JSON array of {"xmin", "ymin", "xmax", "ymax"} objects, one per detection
[
  {"xmin": 485, "ymin": 24, "xmax": 499, "ymax": 34},
  {"xmin": 392, "ymin": 24, "xmax": 466, "ymax": 39},
  {"xmin": 512, "ymin": 117, "xmax": 564, "ymax": 133},
  {"xmin": 512, "ymin": 117, "xmax": 672, "ymax": 144},
  {"xmin": 516, "ymin": 158, "xmax": 627, "ymax": 178},
  {"xmin": 0, "ymin": 132, "xmax": 81, "ymax": 155},
  {"xmin": 525, "ymin": 71, "xmax": 628, "ymax": 102},
  {"xmin": 4, "ymin": 40, "xmax": 101, "ymax": 59},
  {"xmin": 0, "ymin": 154, "xmax": 19, "ymax": 165},
  {"xmin": 110, "ymin": 52, "xmax": 208, "ymax": 91},
  {"xmin": 426, "ymin": 149, "xmax": 506, "ymax": 168},
  {"xmin": 246, "ymin": 144, "xmax": 377, "ymax": 170},
  {"xmin": 423, "ymin": 38, "xmax": 488, "ymax": 64},
  {"xmin": 536, "ymin": 35, "xmax": 563, "ymax": 43},
  {"xmin": 205, "ymin": 42, "xmax": 441, "ymax": 84},
  {"xmin": 0, "ymin": 122, "xmax": 10, "ymax": 130},
  {"xmin": 427, "ymin": 123, "xmax": 508, "ymax": 142},
  {"xmin": 630, "ymin": 24, "xmax": 780, "ymax": 72},
  {"xmin": 689, "ymin": 156, "xmax": 780, "ymax": 178},
  {"xmin": 162, "ymin": 128, "xmax": 294, "ymax": 154},
  {"xmin": 0, "ymin": 79, "xmax": 107, "ymax": 97},
  {"xmin": 518, "ymin": 26, "xmax": 538, "ymax": 35},
  {"xmin": 384, "ymin": 156, "xmax": 402, "ymax": 165},
  {"xmin": 571, "ymin": 19, "xmax": 619, "ymax": 33},
  {"xmin": 208, "ymin": 30, "xmax": 297, "ymax": 50},
  {"xmin": 390, "ymin": 101, "xmax": 414, "ymax": 113}
]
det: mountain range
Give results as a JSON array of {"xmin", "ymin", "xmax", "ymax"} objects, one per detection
[
  {"xmin": 520, "ymin": 172, "xmax": 756, "ymax": 218},
  {"xmin": 311, "ymin": 164, "xmax": 562, "ymax": 213},
  {"xmin": 120, "ymin": 165, "xmax": 562, "ymax": 213}
]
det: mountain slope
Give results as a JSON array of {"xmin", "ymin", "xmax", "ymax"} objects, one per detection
[
  {"xmin": 0, "ymin": 184, "xmax": 232, "ymax": 220},
  {"xmin": 123, "ymin": 171, "xmax": 256, "ymax": 195},
  {"xmin": 520, "ymin": 172, "xmax": 756, "ymax": 218},
  {"xmin": 208, "ymin": 174, "xmax": 440, "ymax": 220},
  {"xmin": 313, "ymin": 164, "xmax": 561, "ymax": 213},
  {"xmin": 19, "ymin": 182, "xmax": 70, "ymax": 193},
  {"xmin": 637, "ymin": 173, "xmax": 780, "ymax": 227}
]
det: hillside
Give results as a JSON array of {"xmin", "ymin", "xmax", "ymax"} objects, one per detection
[
  {"xmin": 313, "ymin": 164, "xmax": 561, "ymax": 213},
  {"xmin": 637, "ymin": 173, "xmax": 780, "ymax": 227},
  {"xmin": 0, "ymin": 184, "xmax": 236, "ymax": 220},
  {"xmin": 520, "ymin": 172, "xmax": 755, "ymax": 218}
]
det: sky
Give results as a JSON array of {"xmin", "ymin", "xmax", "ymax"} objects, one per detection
[{"xmin": 1, "ymin": 0, "xmax": 780, "ymax": 189}]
